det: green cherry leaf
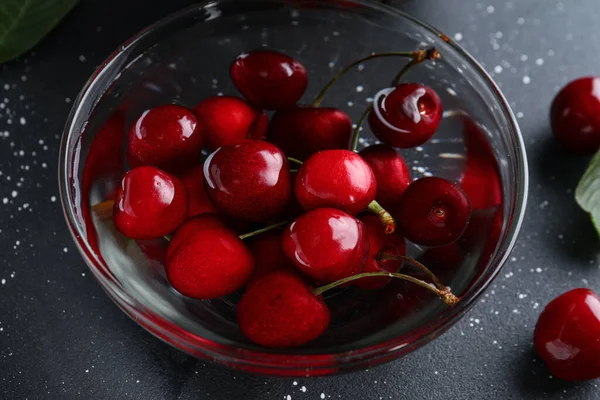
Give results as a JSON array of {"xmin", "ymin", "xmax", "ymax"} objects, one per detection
[
  {"xmin": 0, "ymin": 0, "xmax": 78, "ymax": 64},
  {"xmin": 575, "ymin": 148, "xmax": 600, "ymax": 238}
]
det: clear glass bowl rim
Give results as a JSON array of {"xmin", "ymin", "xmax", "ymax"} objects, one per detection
[{"xmin": 58, "ymin": 0, "xmax": 529, "ymax": 374}]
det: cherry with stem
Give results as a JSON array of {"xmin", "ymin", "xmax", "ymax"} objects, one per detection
[
  {"xmin": 349, "ymin": 48, "xmax": 439, "ymax": 152},
  {"xmin": 289, "ymin": 156, "xmax": 395, "ymax": 233}
]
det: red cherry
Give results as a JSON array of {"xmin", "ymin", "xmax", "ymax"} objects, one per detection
[
  {"xmin": 204, "ymin": 140, "xmax": 292, "ymax": 222},
  {"xmin": 230, "ymin": 50, "xmax": 308, "ymax": 110},
  {"xmin": 113, "ymin": 166, "xmax": 188, "ymax": 240},
  {"xmin": 359, "ymin": 144, "xmax": 411, "ymax": 209},
  {"xmin": 395, "ymin": 177, "xmax": 471, "ymax": 247},
  {"xmin": 127, "ymin": 105, "xmax": 205, "ymax": 172},
  {"xmin": 281, "ymin": 208, "xmax": 369, "ymax": 283},
  {"xmin": 368, "ymin": 83, "xmax": 442, "ymax": 148},
  {"xmin": 179, "ymin": 165, "xmax": 217, "ymax": 218},
  {"xmin": 166, "ymin": 213, "xmax": 226, "ymax": 263},
  {"xmin": 550, "ymin": 77, "xmax": 600, "ymax": 154},
  {"xmin": 354, "ymin": 215, "xmax": 405, "ymax": 289},
  {"xmin": 267, "ymin": 107, "xmax": 352, "ymax": 160},
  {"xmin": 247, "ymin": 233, "xmax": 294, "ymax": 286},
  {"xmin": 237, "ymin": 270, "xmax": 330, "ymax": 348},
  {"xmin": 166, "ymin": 227, "xmax": 254, "ymax": 299},
  {"xmin": 534, "ymin": 288, "xmax": 600, "ymax": 381},
  {"xmin": 295, "ymin": 150, "xmax": 376, "ymax": 215},
  {"xmin": 194, "ymin": 96, "xmax": 258, "ymax": 151},
  {"xmin": 459, "ymin": 116, "xmax": 502, "ymax": 210}
]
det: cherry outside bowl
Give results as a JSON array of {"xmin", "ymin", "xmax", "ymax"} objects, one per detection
[{"xmin": 59, "ymin": 0, "xmax": 528, "ymax": 377}]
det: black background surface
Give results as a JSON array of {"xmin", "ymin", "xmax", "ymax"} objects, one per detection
[{"xmin": 2, "ymin": 0, "xmax": 600, "ymax": 399}]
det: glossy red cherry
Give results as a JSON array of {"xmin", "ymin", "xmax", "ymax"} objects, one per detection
[
  {"xmin": 194, "ymin": 96, "xmax": 258, "ymax": 151},
  {"xmin": 180, "ymin": 165, "xmax": 217, "ymax": 218},
  {"xmin": 238, "ymin": 270, "xmax": 330, "ymax": 348},
  {"xmin": 204, "ymin": 140, "xmax": 292, "ymax": 222},
  {"xmin": 459, "ymin": 116, "xmax": 502, "ymax": 210},
  {"xmin": 267, "ymin": 107, "xmax": 352, "ymax": 160},
  {"xmin": 550, "ymin": 77, "xmax": 600, "ymax": 154},
  {"xmin": 247, "ymin": 233, "xmax": 294, "ymax": 286},
  {"xmin": 395, "ymin": 177, "xmax": 471, "ymax": 247},
  {"xmin": 295, "ymin": 150, "xmax": 376, "ymax": 215},
  {"xmin": 281, "ymin": 208, "xmax": 369, "ymax": 283},
  {"xmin": 354, "ymin": 215, "xmax": 405, "ymax": 289},
  {"xmin": 166, "ymin": 213, "xmax": 226, "ymax": 263},
  {"xmin": 166, "ymin": 226, "xmax": 254, "ymax": 299},
  {"xmin": 113, "ymin": 166, "xmax": 188, "ymax": 240},
  {"xmin": 127, "ymin": 104, "xmax": 205, "ymax": 172},
  {"xmin": 359, "ymin": 144, "xmax": 411, "ymax": 209},
  {"xmin": 230, "ymin": 50, "xmax": 308, "ymax": 110},
  {"xmin": 368, "ymin": 83, "xmax": 442, "ymax": 148},
  {"xmin": 534, "ymin": 288, "xmax": 600, "ymax": 381}
]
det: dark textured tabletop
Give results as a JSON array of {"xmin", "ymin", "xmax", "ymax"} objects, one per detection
[{"xmin": 2, "ymin": 0, "xmax": 600, "ymax": 399}]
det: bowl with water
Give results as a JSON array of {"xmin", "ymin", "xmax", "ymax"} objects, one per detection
[{"xmin": 59, "ymin": 0, "xmax": 528, "ymax": 376}]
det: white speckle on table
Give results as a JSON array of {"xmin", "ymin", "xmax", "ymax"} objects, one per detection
[
  {"xmin": 486, "ymin": 5, "xmax": 494, "ymax": 13},
  {"xmin": 356, "ymin": 85, "xmax": 364, "ymax": 93},
  {"xmin": 292, "ymin": 381, "xmax": 297, "ymax": 386},
  {"xmin": 494, "ymin": 65, "xmax": 503, "ymax": 73},
  {"xmin": 2, "ymin": 198, "xmax": 7, "ymax": 204},
  {"xmin": 520, "ymin": 54, "xmax": 528, "ymax": 62},
  {"xmin": 1, "ymin": 279, "xmax": 5, "ymax": 285},
  {"xmin": 285, "ymin": 396, "xmax": 291, "ymax": 400},
  {"xmin": 533, "ymin": 302, "xmax": 539, "ymax": 309},
  {"xmin": 300, "ymin": 386, "xmax": 307, "ymax": 393},
  {"xmin": 19, "ymin": 117, "xmax": 26, "ymax": 125},
  {"xmin": 536, "ymin": 267, "xmax": 543, "ymax": 273},
  {"xmin": 454, "ymin": 32, "xmax": 463, "ymax": 41},
  {"xmin": 63, "ymin": 248, "xmax": 68, "ymax": 253},
  {"xmin": 522, "ymin": 75, "xmax": 531, "ymax": 84},
  {"xmin": 517, "ymin": 17, "xmax": 525, "ymax": 25},
  {"xmin": 539, "ymin": 200, "xmax": 549, "ymax": 209},
  {"xmin": 11, "ymin": 190, "xmax": 17, "ymax": 198},
  {"xmin": 511, "ymin": 257, "xmax": 517, "ymax": 262},
  {"xmin": 321, "ymin": 394, "xmax": 326, "ymax": 399},
  {"xmin": 518, "ymin": 293, "xmax": 527, "ymax": 299},
  {"xmin": 536, "ymin": 58, "xmax": 544, "ymax": 66}
]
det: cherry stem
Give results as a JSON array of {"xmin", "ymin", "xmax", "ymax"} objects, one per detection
[
  {"xmin": 390, "ymin": 48, "xmax": 439, "ymax": 87},
  {"xmin": 238, "ymin": 221, "xmax": 289, "ymax": 240},
  {"xmin": 92, "ymin": 200, "xmax": 115, "ymax": 219},
  {"xmin": 378, "ymin": 252, "xmax": 445, "ymax": 291},
  {"xmin": 350, "ymin": 105, "xmax": 373, "ymax": 152},
  {"xmin": 312, "ymin": 272, "xmax": 459, "ymax": 306},
  {"xmin": 312, "ymin": 49, "xmax": 437, "ymax": 107},
  {"xmin": 367, "ymin": 200, "xmax": 395, "ymax": 234},
  {"xmin": 287, "ymin": 157, "xmax": 304, "ymax": 166}
]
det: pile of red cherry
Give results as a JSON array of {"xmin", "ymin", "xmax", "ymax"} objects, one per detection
[{"xmin": 94, "ymin": 47, "xmax": 470, "ymax": 349}]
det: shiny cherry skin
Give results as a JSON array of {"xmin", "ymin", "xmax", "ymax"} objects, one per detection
[
  {"xmin": 247, "ymin": 233, "xmax": 293, "ymax": 285},
  {"xmin": 180, "ymin": 165, "xmax": 217, "ymax": 218},
  {"xmin": 281, "ymin": 208, "xmax": 369, "ymax": 283},
  {"xmin": 166, "ymin": 213, "xmax": 226, "ymax": 263},
  {"xmin": 534, "ymin": 288, "xmax": 600, "ymax": 381},
  {"xmin": 459, "ymin": 116, "xmax": 502, "ymax": 210},
  {"xmin": 267, "ymin": 106, "xmax": 352, "ymax": 160},
  {"xmin": 550, "ymin": 77, "xmax": 600, "ymax": 154},
  {"xmin": 113, "ymin": 166, "xmax": 189, "ymax": 240},
  {"xmin": 204, "ymin": 140, "xmax": 292, "ymax": 222},
  {"xmin": 395, "ymin": 177, "xmax": 471, "ymax": 247},
  {"xmin": 354, "ymin": 215, "xmax": 406, "ymax": 290},
  {"xmin": 166, "ymin": 226, "xmax": 254, "ymax": 299},
  {"xmin": 368, "ymin": 83, "xmax": 443, "ymax": 148},
  {"xmin": 295, "ymin": 150, "xmax": 377, "ymax": 215},
  {"xmin": 248, "ymin": 110, "xmax": 270, "ymax": 140},
  {"xmin": 359, "ymin": 144, "xmax": 411, "ymax": 209},
  {"xmin": 230, "ymin": 50, "xmax": 308, "ymax": 110},
  {"xmin": 195, "ymin": 96, "xmax": 258, "ymax": 151},
  {"xmin": 127, "ymin": 104, "xmax": 205, "ymax": 172},
  {"xmin": 238, "ymin": 270, "xmax": 330, "ymax": 348}
]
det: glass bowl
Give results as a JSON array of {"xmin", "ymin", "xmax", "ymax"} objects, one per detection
[{"xmin": 59, "ymin": 0, "xmax": 528, "ymax": 376}]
